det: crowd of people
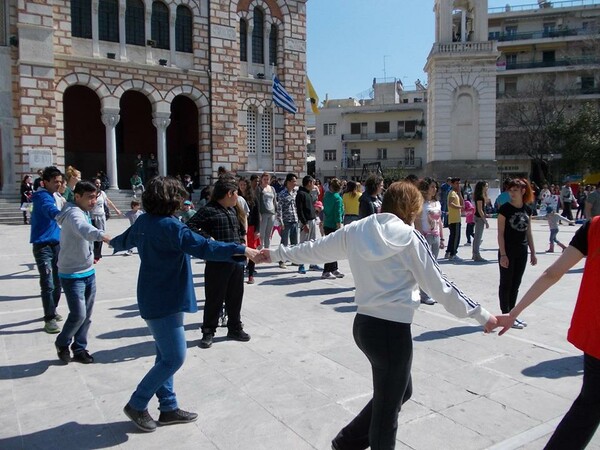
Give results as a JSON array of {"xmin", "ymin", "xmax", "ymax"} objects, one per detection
[{"xmin": 23, "ymin": 165, "xmax": 600, "ymax": 448}]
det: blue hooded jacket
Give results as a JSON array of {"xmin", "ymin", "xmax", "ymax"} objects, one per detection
[{"xmin": 30, "ymin": 189, "xmax": 61, "ymax": 244}]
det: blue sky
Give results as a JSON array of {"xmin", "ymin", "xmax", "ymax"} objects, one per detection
[{"xmin": 306, "ymin": 0, "xmax": 535, "ymax": 100}]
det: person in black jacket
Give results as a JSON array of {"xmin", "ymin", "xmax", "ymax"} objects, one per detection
[
  {"xmin": 295, "ymin": 175, "xmax": 320, "ymax": 274},
  {"xmin": 187, "ymin": 176, "xmax": 251, "ymax": 349},
  {"xmin": 359, "ymin": 174, "xmax": 384, "ymax": 219},
  {"xmin": 20, "ymin": 175, "xmax": 34, "ymax": 224}
]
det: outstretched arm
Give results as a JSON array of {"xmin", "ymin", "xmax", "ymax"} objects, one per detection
[{"xmin": 495, "ymin": 246, "xmax": 584, "ymax": 335}]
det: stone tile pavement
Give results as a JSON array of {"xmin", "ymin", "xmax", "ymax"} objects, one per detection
[{"xmin": 0, "ymin": 218, "xmax": 598, "ymax": 449}]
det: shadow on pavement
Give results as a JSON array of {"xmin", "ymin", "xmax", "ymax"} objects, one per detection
[
  {"xmin": 96, "ymin": 323, "xmax": 199, "ymax": 340},
  {"xmin": 288, "ymin": 287, "xmax": 355, "ymax": 298},
  {"xmin": 0, "ymin": 359, "xmax": 64, "ymax": 379},
  {"xmin": 0, "ymin": 421, "xmax": 131, "ymax": 449},
  {"xmin": 522, "ymin": 355, "xmax": 583, "ymax": 379},
  {"xmin": 109, "ymin": 304, "xmax": 140, "ymax": 319},
  {"xmin": 0, "ymin": 317, "xmax": 43, "ymax": 335},
  {"xmin": 414, "ymin": 325, "xmax": 482, "ymax": 341},
  {"xmin": 0, "ymin": 294, "xmax": 38, "ymax": 302}
]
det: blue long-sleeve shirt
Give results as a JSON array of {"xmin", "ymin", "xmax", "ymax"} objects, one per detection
[
  {"xmin": 30, "ymin": 189, "xmax": 61, "ymax": 244},
  {"xmin": 110, "ymin": 214, "xmax": 247, "ymax": 320}
]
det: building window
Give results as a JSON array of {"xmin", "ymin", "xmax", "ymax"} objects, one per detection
[
  {"xmin": 240, "ymin": 19, "xmax": 247, "ymax": 61},
  {"xmin": 247, "ymin": 107, "xmax": 257, "ymax": 155},
  {"xmin": 71, "ymin": 0, "xmax": 92, "ymax": 39},
  {"xmin": 398, "ymin": 120, "xmax": 417, "ymax": 134},
  {"xmin": 252, "ymin": 7, "xmax": 264, "ymax": 64},
  {"xmin": 505, "ymin": 53, "xmax": 517, "ymax": 68},
  {"xmin": 504, "ymin": 77, "xmax": 517, "ymax": 95},
  {"xmin": 175, "ymin": 5, "xmax": 193, "ymax": 53},
  {"xmin": 351, "ymin": 149, "xmax": 361, "ymax": 164},
  {"xmin": 581, "ymin": 76, "xmax": 595, "ymax": 93},
  {"xmin": 125, "ymin": 0, "xmax": 145, "ymax": 46},
  {"xmin": 377, "ymin": 148, "xmax": 387, "ymax": 160},
  {"xmin": 260, "ymin": 108, "xmax": 272, "ymax": 156},
  {"xmin": 152, "ymin": 1, "xmax": 170, "ymax": 50},
  {"xmin": 543, "ymin": 22, "xmax": 556, "ymax": 37},
  {"xmin": 269, "ymin": 24, "xmax": 278, "ymax": 66},
  {"xmin": 323, "ymin": 123, "xmax": 337, "ymax": 136},
  {"xmin": 99, "ymin": 0, "xmax": 119, "ymax": 42},
  {"xmin": 404, "ymin": 147, "xmax": 415, "ymax": 166},
  {"xmin": 375, "ymin": 122, "xmax": 389, "ymax": 134},
  {"xmin": 324, "ymin": 150, "xmax": 337, "ymax": 161},
  {"xmin": 505, "ymin": 25, "xmax": 517, "ymax": 37},
  {"xmin": 350, "ymin": 122, "xmax": 367, "ymax": 135},
  {"xmin": 542, "ymin": 50, "xmax": 555, "ymax": 64}
]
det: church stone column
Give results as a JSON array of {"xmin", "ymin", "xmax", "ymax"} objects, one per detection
[
  {"xmin": 101, "ymin": 111, "xmax": 120, "ymax": 189},
  {"xmin": 153, "ymin": 115, "xmax": 170, "ymax": 176}
]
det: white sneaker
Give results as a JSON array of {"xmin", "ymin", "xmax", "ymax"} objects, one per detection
[
  {"xmin": 321, "ymin": 272, "xmax": 337, "ymax": 280},
  {"xmin": 332, "ymin": 270, "xmax": 345, "ymax": 278},
  {"xmin": 278, "ymin": 261, "xmax": 287, "ymax": 269}
]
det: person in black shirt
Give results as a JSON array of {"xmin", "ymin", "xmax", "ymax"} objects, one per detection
[
  {"xmin": 497, "ymin": 178, "xmax": 537, "ymax": 328},
  {"xmin": 359, "ymin": 175, "xmax": 384, "ymax": 219},
  {"xmin": 187, "ymin": 176, "xmax": 250, "ymax": 349}
]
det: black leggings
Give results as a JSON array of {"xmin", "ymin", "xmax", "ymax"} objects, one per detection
[
  {"xmin": 333, "ymin": 314, "xmax": 413, "ymax": 450},
  {"xmin": 498, "ymin": 247, "xmax": 528, "ymax": 314},
  {"xmin": 546, "ymin": 353, "xmax": 600, "ymax": 449}
]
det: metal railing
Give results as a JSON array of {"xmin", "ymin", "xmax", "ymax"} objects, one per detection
[
  {"xmin": 489, "ymin": 0, "xmax": 600, "ymax": 14},
  {"xmin": 344, "ymin": 157, "xmax": 423, "ymax": 170},
  {"xmin": 430, "ymin": 42, "xmax": 497, "ymax": 54},
  {"xmin": 502, "ymin": 56, "xmax": 600, "ymax": 70},
  {"xmin": 341, "ymin": 131, "xmax": 423, "ymax": 142},
  {"xmin": 497, "ymin": 86, "xmax": 600, "ymax": 97}
]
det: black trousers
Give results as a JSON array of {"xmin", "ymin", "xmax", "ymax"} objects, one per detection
[
  {"xmin": 561, "ymin": 201, "xmax": 574, "ymax": 221},
  {"xmin": 323, "ymin": 226, "xmax": 339, "ymax": 273},
  {"xmin": 333, "ymin": 314, "xmax": 413, "ymax": 450},
  {"xmin": 546, "ymin": 353, "xmax": 600, "ymax": 449},
  {"xmin": 498, "ymin": 246, "xmax": 528, "ymax": 314},
  {"xmin": 202, "ymin": 261, "xmax": 244, "ymax": 333},
  {"xmin": 447, "ymin": 222, "xmax": 461, "ymax": 256}
]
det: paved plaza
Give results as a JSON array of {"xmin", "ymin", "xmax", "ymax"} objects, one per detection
[{"xmin": 0, "ymin": 217, "xmax": 598, "ymax": 450}]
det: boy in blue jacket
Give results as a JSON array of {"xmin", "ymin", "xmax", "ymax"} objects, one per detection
[
  {"xmin": 110, "ymin": 176, "xmax": 262, "ymax": 433},
  {"xmin": 30, "ymin": 166, "xmax": 63, "ymax": 333},
  {"xmin": 54, "ymin": 181, "xmax": 111, "ymax": 364}
]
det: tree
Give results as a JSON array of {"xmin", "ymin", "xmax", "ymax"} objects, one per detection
[
  {"xmin": 496, "ymin": 78, "xmax": 568, "ymax": 184},
  {"xmin": 551, "ymin": 103, "xmax": 600, "ymax": 174}
]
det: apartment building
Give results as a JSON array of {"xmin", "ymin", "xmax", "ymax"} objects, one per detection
[
  {"xmin": 315, "ymin": 79, "xmax": 428, "ymax": 181},
  {"xmin": 0, "ymin": 0, "xmax": 307, "ymax": 191},
  {"xmin": 492, "ymin": 0, "xmax": 600, "ymax": 179}
]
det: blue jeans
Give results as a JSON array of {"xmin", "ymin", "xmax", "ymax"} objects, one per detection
[
  {"xmin": 129, "ymin": 312, "xmax": 186, "ymax": 412},
  {"xmin": 55, "ymin": 274, "xmax": 96, "ymax": 354},
  {"xmin": 281, "ymin": 221, "xmax": 298, "ymax": 247},
  {"xmin": 32, "ymin": 243, "xmax": 61, "ymax": 321}
]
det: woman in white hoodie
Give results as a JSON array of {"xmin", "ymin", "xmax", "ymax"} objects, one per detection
[{"xmin": 267, "ymin": 181, "xmax": 497, "ymax": 450}]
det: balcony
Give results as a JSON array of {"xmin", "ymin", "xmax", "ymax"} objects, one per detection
[
  {"xmin": 501, "ymin": 56, "xmax": 600, "ymax": 70},
  {"xmin": 490, "ymin": 27, "xmax": 583, "ymax": 42},
  {"xmin": 345, "ymin": 157, "xmax": 423, "ymax": 170},
  {"xmin": 341, "ymin": 130, "xmax": 423, "ymax": 142},
  {"xmin": 430, "ymin": 41, "xmax": 497, "ymax": 55},
  {"xmin": 489, "ymin": 0, "xmax": 600, "ymax": 14},
  {"xmin": 497, "ymin": 86, "xmax": 600, "ymax": 98}
]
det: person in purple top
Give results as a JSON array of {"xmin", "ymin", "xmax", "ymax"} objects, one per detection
[{"xmin": 110, "ymin": 176, "xmax": 262, "ymax": 433}]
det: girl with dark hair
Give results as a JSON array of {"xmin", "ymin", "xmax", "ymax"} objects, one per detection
[
  {"xmin": 90, "ymin": 178, "xmax": 121, "ymax": 263},
  {"xmin": 472, "ymin": 181, "xmax": 490, "ymax": 262},
  {"xmin": 359, "ymin": 175, "xmax": 384, "ymax": 219},
  {"xmin": 497, "ymin": 178, "xmax": 537, "ymax": 329},
  {"xmin": 322, "ymin": 178, "xmax": 344, "ymax": 279},
  {"xmin": 240, "ymin": 178, "xmax": 260, "ymax": 284},
  {"xmin": 110, "ymin": 176, "xmax": 260, "ymax": 433},
  {"xmin": 342, "ymin": 180, "xmax": 362, "ymax": 225},
  {"xmin": 20, "ymin": 175, "xmax": 33, "ymax": 224}
]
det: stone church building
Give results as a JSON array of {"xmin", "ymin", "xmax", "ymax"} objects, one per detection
[{"xmin": 0, "ymin": 0, "xmax": 307, "ymax": 191}]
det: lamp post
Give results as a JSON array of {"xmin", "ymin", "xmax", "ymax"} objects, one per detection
[{"xmin": 352, "ymin": 153, "xmax": 358, "ymax": 181}]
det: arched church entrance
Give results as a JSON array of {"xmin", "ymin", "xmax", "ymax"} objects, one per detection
[
  {"xmin": 167, "ymin": 95, "xmax": 200, "ymax": 181},
  {"xmin": 116, "ymin": 91, "xmax": 156, "ymax": 187},
  {"xmin": 63, "ymin": 86, "xmax": 105, "ymax": 180}
]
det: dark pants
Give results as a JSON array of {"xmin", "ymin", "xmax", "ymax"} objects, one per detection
[
  {"xmin": 498, "ymin": 247, "xmax": 528, "ymax": 314},
  {"xmin": 561, "ymin": 201, "xmax": 574, "ymax": 221},
  {"xmin": 323, "ymin": 226, "xmax": 339, "ymax": 273},
  {"xmin": 546, "ymin": 353, "xmax": 600, "ymax": 449},
  {"xmin": 32, "ymin": 243, "xmax": 61, "ymax": 322},
  {"xmin": 202, "ymin": 262, "xmax": 244, "ymax": 333},
  {"xmin": 333, "ymin": 314, "xmax": 413, "ymax": 450},
  {"xmin": 465, "ymin": 222, "xmax": 474, "ymax": 243},
  {"xmin": 447, "ymin": 222, "xmax": 461, "ymax": 256}
]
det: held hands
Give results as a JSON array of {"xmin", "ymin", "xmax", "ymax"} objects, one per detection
[
  {"xmin": 483, "ymin": 315, "xmax": 498, "ymax": 333},
  {"xmin": 494, "ymin": 314, "xmax": 517, "ymax": 336},
  {"xmin": 102, "ymin": 234, "xmax": 112, "ymax": 244},
  {"xmin": 244, "ymin": 247, "xmax": 272, "ymax": 264}
]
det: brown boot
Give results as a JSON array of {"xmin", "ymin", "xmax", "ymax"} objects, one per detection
[{"xmin": 547, "ymin": 243, "xmax": 554, "ymax": 253}]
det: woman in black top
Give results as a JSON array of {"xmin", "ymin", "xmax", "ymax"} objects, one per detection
[
  {"xmin": 20, "ymin": 175, "xmax": 33, "ymax": 224},
  {"xmin": 358, "ymin": 174, "xmax": 384, "ymax": 219},
  {"xmin": 497, "ymin": 178, "xmax": 537, "ymax": 328},
  {"xmin": 472, "ymin": 181, "xmax": 490, "ymax": 262},
  {"xmin": 239, "ymin": 178, "xmax": 260, "ymax": 284}
]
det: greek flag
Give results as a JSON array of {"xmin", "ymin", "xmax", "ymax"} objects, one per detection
[{"xmin": 272, "ymin": 75, "xmax": 298, "ymax": 114}]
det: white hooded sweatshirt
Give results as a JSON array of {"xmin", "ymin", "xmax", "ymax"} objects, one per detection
[{"xmin": 271, "ymin": 213, "xmax": 491, "ymax": 326}]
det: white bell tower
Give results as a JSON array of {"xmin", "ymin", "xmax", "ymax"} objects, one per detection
[{"xmin": 425, "ymin": 0, "xmax": 499, "ymax": 180}]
